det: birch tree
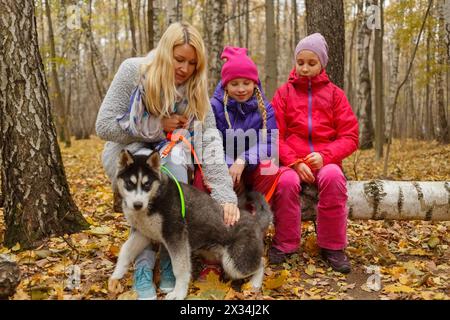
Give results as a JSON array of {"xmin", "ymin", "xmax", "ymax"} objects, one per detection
[
  {"xmin": 44, "ymin": 0, "xmax": 69, "ymax": 146},
  {"xmin": 301, "ymin": 181, "xmax": 450, "ymax": 221},
  {"xmin": 436, "ymin": 1, "xmax": 449, "ymax": 144},
  {"xmin": 374, "ymin": 0, "xmax": 385, "ymax": 159},
  {"xmin": 0, "ymin": 0, "xmax": 89, "ymax": 249},
  {"xmin": 357, "ymin": 0, "xmax": 374, "ymax": 149},
  {"xmin": 167, "ymin": 0, "xmax": 182, "ymax": 26},
  {"xmin": 147, "ymin": 0, "xmax": 154, "ymax": 51},
  {"xmin": 127, "ymin": 0, "xmax": 137, "ymax": 56},
  {"xmin": 206, "ymin": 0, "xmax": 225, "ymax": 94},
  {"xmin": 82, "ymin": 0, "xmax": 109, "ymax": 100},
  {"xmin": 265, "ymin": 0, "xmax": 277, "ymax": 99},
  {"xmin": 386, "ymin": 41, "xmax": 400, "ymax": 141}
]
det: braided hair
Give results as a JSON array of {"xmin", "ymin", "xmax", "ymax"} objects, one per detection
[{"xmin": 222, "ymin": 86, "xmax": 268, "ymax": 135}]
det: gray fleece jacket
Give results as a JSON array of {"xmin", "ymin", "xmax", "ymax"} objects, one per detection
[{"xmin": 95, "ymin": 56, "xmax": 237, "ymax": 205}]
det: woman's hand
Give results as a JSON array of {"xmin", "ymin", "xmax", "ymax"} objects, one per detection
[
  {"xmin": 295, "ymin": 162, "xmax": 315, "ymax": 183},
  {"xmin": 161, "ymin": 114, "xmax": 188, "ymax": 132},
  {"xmin": 229, "ymin": 158, "xmax": 246, "ymax": 185},
  {"xmin": 222, "ymin": 203, "xmax": 240, "ymax": 226},
  {"xmin": 304, "ymin": 152, "xmax": 323, "ymax": 170}
]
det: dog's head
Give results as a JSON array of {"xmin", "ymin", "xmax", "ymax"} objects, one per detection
[{"xmin": 116, "ymin": 150, "xmax": 162, "ymax": 212}]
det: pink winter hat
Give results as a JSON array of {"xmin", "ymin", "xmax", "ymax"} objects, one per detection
[
  {"xmin": 294, "ymin": 33, "xmax": 329, "ymax": 68},
  {"xmin": 220, "ymin": 46, "xmax": 259, "ymax": 86}
]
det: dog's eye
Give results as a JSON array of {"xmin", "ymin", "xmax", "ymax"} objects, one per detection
[
  {"xmin": 142, "ymin": 181, "xmax": 152, "ymax": 190},
  {"xmin": 125, "ymin": 180, "xmax": 135, "ymax": 190}
]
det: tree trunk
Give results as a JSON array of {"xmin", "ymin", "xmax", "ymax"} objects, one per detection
[
  {"xmin": 112, "ymin": 0, "xmax": 120, "ymax": 70},
  {"xmin": 167, "ymin": 0, "xmax": 181, "ymax": 26},
  {"xmin": 305, "ymin": 0, "xmax": 345, "ymax": 89},
  {"xmin": 245, "ymin": 0, "xmax": 250, "ymax": 49},
  {"xmin": 386, "ymin": 41, "xmax": 400, "ymax": 141},
  {"xmin": 153, "ymin": 0, "xmax": 161, "ymax": 45},
  {"xmin": 265, "ymin": 0, "xmax": 277, "ymax": 100},
  {"xmin": 137, "ymin": 0, "xmax": 143, "ymax": 55},
  {"xmin": 147, "ymin": 0, "xmax": 154, "ymax": 51},
  {"xmin": 425, "ymin": 22, "xmax": 434, "ymax": 140},
  {"xmin": 292, "ymin": 0, "xmax": 299, "ymax": 47},
  {"xmin": 374, "ymin": 0, "xmax": 384, "ymax": 159},
  {"xmin": 437, "ymin": 2, "xmax": 449, "ymax": 144},
  {"xmin": 208, "ymin": 0, "xmax": 226, "ymax": 95},
  {"xmin": 44, "ymin": 0, "xmax": 68, "ymax": 146},
  {"xmin": 60, "ymin": 0, "xmax": 76, "ymax": 148},
  {"xmin": 127, "ymin": 0, "xmax": 137, "ymax": 56},
  {"xmin": 346, "ymin": 2, "xmax": 359, "ymax": 112},
  {"xmin": 237, "ymin": 0, "xmax": 243, "ymax": 47},
  {"xmin": 0, "ymin": 0, "xmax": 89, "ymax": 249},
  {"xmin": 301, "ymin": 181, "xmax": 450, "ymax": 221},
  {"xmin": 446, "ymin": 1, "xmax": 450, "ymax": 143},
  {"xmin": 357, "ymin": 0, "xmax": 374, "ymax": 149},
  {"xmin": 83, "ymin": 0, "xmax": 109, "ymax": 101}
]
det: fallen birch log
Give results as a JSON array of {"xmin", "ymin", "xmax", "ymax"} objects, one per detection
[{"xmin": 300, "ymin": 180, "xmax": 450, "ymax": 221}]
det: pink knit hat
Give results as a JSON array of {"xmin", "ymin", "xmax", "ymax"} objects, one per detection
[
  {"xmin": 294, "ymin": 33, "xmax": 329, "ymax": 68},
  {"xmin": 221, "ymin": 46, "xmax": 259, "ymax": 86}
]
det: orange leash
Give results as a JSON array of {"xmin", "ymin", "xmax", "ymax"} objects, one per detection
[
  {"xmin": 264, "ymin": 171, "xmax": 282, "ymax": 203},
  {"xmin": 163, "ymin": 132, "xmax": 209, "ymax": 190},
  {"xmin": 265, "ymin": 157, "xmax": 308, "ymax": 203}
]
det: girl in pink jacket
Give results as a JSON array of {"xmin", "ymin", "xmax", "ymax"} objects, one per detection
[{"xmin": 271, "ymin": 33, "xmax": 359, "ymax": 273}]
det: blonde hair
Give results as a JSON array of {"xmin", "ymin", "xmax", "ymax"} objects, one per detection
[
  {"xmin": 140, "ymin": 22, "xmax": 209, "ymax": 122},
  {"xmin": 223, "ymin": 86, "xmax": 267, "ymax": 132}
]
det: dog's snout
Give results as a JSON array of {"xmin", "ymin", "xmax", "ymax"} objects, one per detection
[{"xmin": 133, "ymin": 202, "xmax": 144, "ymax": 210}]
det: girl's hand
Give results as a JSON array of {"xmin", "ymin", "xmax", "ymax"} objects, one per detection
[
  {"xmin": 222, "ymin": 203, "xmax": 240, "ymax": 226},
  {"xmin": 304, "ymin": 152, "xmax": 323, "ymax": 170},
  {"xmin": 229, "ymin": 158, "xmax": 246, "ymax": 185},
  {"xmin": 295, "ymin": 162, "xmax": 315, "ymax": 183},
  {"xmin": 161, "ymin": 114, "xmax": 188, "ymax": 132}
]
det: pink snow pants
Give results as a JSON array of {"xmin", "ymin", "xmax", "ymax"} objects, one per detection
[{"xmin": 246, "ymin": 161, "xmax": 348, "ymax": 253}]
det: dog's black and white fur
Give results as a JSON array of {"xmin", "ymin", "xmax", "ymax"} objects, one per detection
[{"xmin": 108, "ymin": 150, "xmax": 272, "ymax": 300}]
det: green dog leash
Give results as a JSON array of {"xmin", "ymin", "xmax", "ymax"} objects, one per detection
[{"xmin": 160, "ymin": 165, "xmax": 186, "ymax": 221}]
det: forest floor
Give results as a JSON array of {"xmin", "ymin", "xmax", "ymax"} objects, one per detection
[{"xmin": 1, "ymin": 137, "xmax": 449, "ymax": 300}]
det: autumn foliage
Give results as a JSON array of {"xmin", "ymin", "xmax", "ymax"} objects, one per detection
[{"xmin": 0, "ymin": 137, "xmax": 449, "ymax": 300}]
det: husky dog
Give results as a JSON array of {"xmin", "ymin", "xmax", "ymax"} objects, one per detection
[{"xmin": 108, "ymin": 150, "xmax": 272, "ymax": 300}]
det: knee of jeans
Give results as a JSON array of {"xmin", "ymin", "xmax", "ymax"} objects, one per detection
[{"xmin": 277, "ymin": 169, "xmax": 300, "ymax": 192}]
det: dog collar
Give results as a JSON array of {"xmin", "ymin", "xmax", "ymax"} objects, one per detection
[{"xmin": 160, "ymin": 165, "xmax": 186, "ymax": 221}]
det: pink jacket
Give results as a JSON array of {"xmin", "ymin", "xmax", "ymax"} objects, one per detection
[{"xmin": 272, "ymin": 68, "xmax": 359, "ymax": 168}]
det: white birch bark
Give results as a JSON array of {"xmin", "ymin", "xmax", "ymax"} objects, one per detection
[
  {"xmin": 0, "ymin": 0, "xmax": 89, "ymax": 249},
  {"xmin": 301, "ymin": 181, "xmax": 450, "ymax": 221},
  {"xmin": 357, "ymin": 0, "xmax": 374, "ymax": 149},
  {"xmin": 265, "ymin": 0, "xmax": 277, "ymax": 100}
]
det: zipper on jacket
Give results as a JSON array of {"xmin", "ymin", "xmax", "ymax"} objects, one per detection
[{"xmin": 307, "ymin": 79, "xmax": 314, "ymax": 152}]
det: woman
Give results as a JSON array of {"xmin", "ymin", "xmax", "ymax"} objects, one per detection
[{"xmin": 96, "ymin": 22, "xmax": 239, "ymax": 299}]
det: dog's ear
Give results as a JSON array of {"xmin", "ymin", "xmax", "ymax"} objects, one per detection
[
  {"xmin": 146, "ymin": 151, "xmax": 160, "ymax": 170},
  {"xmin": 118, "ymin": 149, "xmax": 134, "ymax": 170}
]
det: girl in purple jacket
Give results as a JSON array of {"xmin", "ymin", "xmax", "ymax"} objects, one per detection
[{"xmin": 194, "ymin": 46, "xmax": 301, "ymax": 279}]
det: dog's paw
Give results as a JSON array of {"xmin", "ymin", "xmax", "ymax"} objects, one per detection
[
  {"xmin": 241, "ymin": 281, "xmax": 262, "ymax": 293},
  {"xmin": 164, "ymin": 290, "xmax": 186, "ymax": 300},
  {"xmin": 108, "ymin": 278, "xmax": 124, "ymax": 294}
]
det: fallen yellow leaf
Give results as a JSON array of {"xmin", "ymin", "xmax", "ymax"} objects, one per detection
[
  {"xmin": 117, "ymin": 290, "xmax": 138, "ymax": 300},
  {"xmin": 383, "ymin": 284, "xmax": 415, "ymax": 293},
  {"xmin": 191, "ymin": 272, "xmax": 231, "ymax": 300},
  {"xmin": 305, "ymin": 264, "xmax": 316, "ymax": 276},
  {"xmin": 11, "ymin": 242, "xmax": 21, "ymax": 251},
  {"xmin": 86, "ymin": 226, "xmax": 112, "ymax": 235},
  {"xmin": 263, "ymin": 269, "xmax": 289, "ymax": 290}
]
